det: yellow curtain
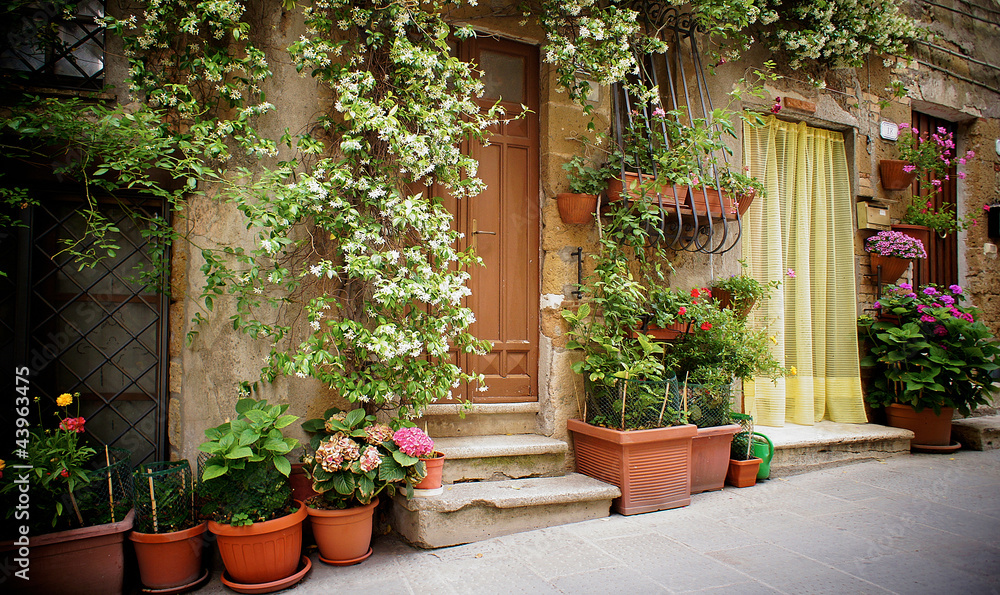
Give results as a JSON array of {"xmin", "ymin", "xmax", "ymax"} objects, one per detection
[{"xmin": 741, "ymin": 118, "xmax": 867, "ymax": 426}]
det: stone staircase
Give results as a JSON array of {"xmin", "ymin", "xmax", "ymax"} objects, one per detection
[{"xmin": 389, "ymin": 403, "xmax": 620, "ymax": 549}]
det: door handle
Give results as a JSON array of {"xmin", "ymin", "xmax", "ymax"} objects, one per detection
[{"xmin": 472, "ymin": 219, "xmax": 496, "ymax": 236}]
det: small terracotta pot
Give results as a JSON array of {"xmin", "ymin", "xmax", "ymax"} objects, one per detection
[
  {"xmin": 130, "ymin": 521, "xmax": 208, "ymax": 591},
  {"xmin": 885, "ymin": 403, "xmax": 953, "ymax": 447},
  {"xmin": 712, "ymin": 287, "xmax": 755, "ymax": 319},
  {"xmin": 879, "ymin": 159, "xmax": 919, "ymax": 190},
  {"xmin": 726, "ymin": 458, "xmax": 761, "ymax": 488},
  {"xmin": 556, "ymin": 193, "xmax": 598, "ymax": 224},
  {"xmin": 415, "ymin": 452, "xmax": 446, "ymax": 490},
  {"xmin": 209, "ymin": 501, "xmax": 307, "ymax": 585},
  {"xmin": 869, "ymin": 254, "xmax": 912, "ymax": 284},
  {"xmin": 289, "ymin": 463, "xmax": 319, "ymax": 503},
  {"xmin": 307, "ymin": 498, "xmax": 378, "ymax": 565}
]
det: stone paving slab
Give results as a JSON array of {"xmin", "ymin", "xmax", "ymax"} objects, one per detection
[{"xmin": 195, "ymin": 449, "xmax": 1000, "ymax": 594}]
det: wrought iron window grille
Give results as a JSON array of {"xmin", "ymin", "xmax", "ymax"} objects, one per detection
[
  {"xmin": 610, "ymin": 5, "xmax": 742, "ymax": 254},
  {"xmin": 1, "ymin": 0, "xmax": 107, "ymax": 90}
]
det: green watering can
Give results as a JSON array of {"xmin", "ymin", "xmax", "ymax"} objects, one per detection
[{"xmin": 751, "ymin": 432, "xmax": 774, "ymax": 480}]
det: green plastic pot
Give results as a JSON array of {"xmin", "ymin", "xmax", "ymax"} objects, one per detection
[{"xmin": 751, "ymin": 432, "xmax": 774, "ymax": 480}]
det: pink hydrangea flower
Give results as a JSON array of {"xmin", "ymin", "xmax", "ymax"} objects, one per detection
[
  {"xmin": 359, "ymin": 446, "xmax": 382, "ymax": 472},
  {"xmin": 393, "ymin": 427, "xmax": 435, "ymax": 458},
  {"xmin": 920, "ymin": 314, "xmax": 936, "ymax": 323}
]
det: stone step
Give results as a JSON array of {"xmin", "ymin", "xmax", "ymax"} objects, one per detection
[
  {"xmin": 433, "ymin": 434, "xmax": 568, "ymax": 483},
  {"xmin": 951, "ymin": 415, "xmax": 1000, "ymax": 450},
  {"xmin": 415, "ymin": 402, "xmax": 539, "ymax": 437},
  {"xmin": 390, "ymin": 473, "xmax": 620, "ymax": 549},
  {"xmin": 755, "ymin": 421, "xmax": 914, "ymax": 476}
]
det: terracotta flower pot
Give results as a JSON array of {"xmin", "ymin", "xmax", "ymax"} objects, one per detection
[
  {"xmin": 209, "ymin": 501, "xmax": 307, "ymax": 585},
  {"xmin": 711, "ymin": 287, "xmax": 755, "ymax": 319},
  {"xmin": 630, "ymin": 320, "xmax": 691, "ymax": 341},
  {"xmin": 885, "ymin": 403, "xmax": 953, "ymax": 447},
  {"xmin": 726, "ymin": 458, "xmax": 762, "ymax": 488},
  {"xmin": 289, "ymin": 462, "xmax": 319, "ymax": 503},
  {"xmin": 568, "ymin": 419, "xmax": 697, "ymax": 515},
  {"xmin": 130, "ymin": 521, "xmax": 208, "ymax": 591},
  {"xmin": 415, "ymin": 452, "xmax": 445, "ymax": 491},
  {"xmin": 306, "ymin": 497, "xmax": 378, "ymax": 566},
  {"xmin": 690, "ymin": 424, "xmax": 740, "ymax": 494},
  {"xmin": 556, "ymin": 193, "xmax": 598, "ymax": 224},
  {"xmin": 869, "ymin": 253, "xmax": 911, "ymax": 284},
  {"xmin": 891, "ymin": 224, "xmax": 931, "ymax": 283},
  {"xmin": 606, "ymin": 173, "xmax": 685, "ymax": 204},
  {"xmin": 879, "ymin": 159, "xmax": 919, "ymax": 190},
  {"xmin": 0, "ymin": 509, "xmax": 134, "ymax": 595}
]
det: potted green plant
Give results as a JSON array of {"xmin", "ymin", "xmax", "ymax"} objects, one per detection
[
  {"xmin": 862, "ymin": 283, "xmax": 1000, "ymax": 450},
  {"xmin": 663, "ymin": 302, "xmax": 782, "ymax": 494},
  {"xmin": 711, "ymin": 261, "xmax": 780, "ymax": 319},
  {"xmin": 558, "ymin": 155, "xmax": 610, "ymax": 224},
  {"xmin": 198, "ymin": 398, "xmax": 308, "ymax": 592},
  {"xmin": 301, "ymin": 408, "xmax": 426, "ymax": 565},
  {"xmin": 726, "ymin": 429, "xmax": 762, "ymax": 488},
  {"xmin": 891, "ymin": 124, "xmax": 978, "ymax": 235},
  {"xmin": 0, "ymin": 392, "xmax": 134, "ymax": 595},
  {"xmin": 130, "ymin": 460, "xmax": 209, "ymax": 592},
  {"xmin": 863, "ymin": 230, "xmax": 927, "ymax": 285},
  {"xmin": 563, "ymin": 297, "xmax": 697, "ymax": 515}
]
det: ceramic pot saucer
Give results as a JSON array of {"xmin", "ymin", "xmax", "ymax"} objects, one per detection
[
  {"xmin": 221, "ymin": 556, "xmax": 312, "ymax": 594},
  {"xmin": 911, "ymin": 441, "xmax": 961, "ymax": 454}
]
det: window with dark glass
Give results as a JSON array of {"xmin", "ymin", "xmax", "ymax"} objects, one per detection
[{"xmin": 1, "ymin": 0, "xmax": 106, "ymax": 89}]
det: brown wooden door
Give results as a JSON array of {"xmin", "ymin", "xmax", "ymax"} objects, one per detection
[{"xmin": 447, "ymin": 36, "xmax": 539, "ymax": 403}]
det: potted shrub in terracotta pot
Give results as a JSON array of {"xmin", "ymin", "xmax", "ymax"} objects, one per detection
[
  {"xmin": 130, "ymin": 460, "xmax": 209, "ymax": 593},
  {"xmin": 0, "ymin": 392, "xmax": 134, "ymax": 595},
  {"xmin": 563, "ymin": 301, "xmax": 696, "ymax": 515},
  {"xmin": 726, "ymin": 428, "xmax": 762, "ymax": 488},
  {"xmin": 198, "ymin": 398, "xmax": 310, "ymax": 593},
  {"xmin": 662, "ymin": 298, "xmax": 782, "ymax": 494},
  {"xmin": 862, "ymin": 283, "xmax": 1000, "ymax": 452},
  {"xmin": 557, "ymin": 155, "xmax": 610, "ymax": 224},
  {"xmin": 863, "ymin": 230, "xmax": 926, "ymax": 285},
  {"xmin": 300, "ymin": 408, "xmax": 427, "ymax": 565},
  {"xmin": 710, "ymin": 260, "xmax": 780, "ymax": 320}
]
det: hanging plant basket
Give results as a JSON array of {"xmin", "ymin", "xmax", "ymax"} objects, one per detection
[
  {"xmin": 556, "ymin": 193, "xmax": 598, "ymax": 224},
  {"xmin": 879, "ymin": 159, "xmax": 918, "ymax": 191},
  {"xmin": 869, "ymin": 254, "xmax": 911, "ymax": 284}
]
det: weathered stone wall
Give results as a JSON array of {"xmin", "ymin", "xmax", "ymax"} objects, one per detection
[{"xmin": 166, "ymin": 1, "xmax": 1000, "ymax": 466}]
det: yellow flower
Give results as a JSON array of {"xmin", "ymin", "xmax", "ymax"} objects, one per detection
[
  {"xmin": 769, "ymin": 335, "xmax": 778, "ymax": 345},
  {"xmin": 789, "ymin": 366, "xmax": 797, "ymax": 376},
  {"xmin": 0, "ymin": 459, "xmax": 5, "ymax": 472},
  {"xmin": 57, "ymin": 393, "xmax": 73, "ymax": 407}
]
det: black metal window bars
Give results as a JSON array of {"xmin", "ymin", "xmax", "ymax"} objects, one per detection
[{"xmin": 610, "ymin": 4, "xmax": 741, "ymax": 254}]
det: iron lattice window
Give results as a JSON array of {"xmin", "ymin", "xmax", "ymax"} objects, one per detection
[
  {"xmin": 1, "ymin": 195, "xmax": 170, "ymax": 466},
  {"xmin": 1, "ymin": 0, "xmax": 106, "ymax": 90}
]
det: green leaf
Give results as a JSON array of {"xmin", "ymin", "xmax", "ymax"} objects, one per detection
[
  {"xmin": 332, "ymin": 471, "xmax": 355, "ymax": 495},
  {"xmin": 301, "ymin": 418, "xmax": 325, "ymax": 433},
  {"xmin": 225, "ymin": 446, "xmax": 253, "ymax": 459},
  {"xmin": 379, "ymin": 454, "xmax": 405, "ymax": 482},
  {"xmin": 238, "ymin": 429, "xmax": 260, "ymax": 447},
  {"xmin": 344, "ymin": 408, "xmax": 365, "ymax": 428},
  {"xmin": 202, "ymin": 464, "xmax": 228, "ymax": 480},
  {"xmin": 273, "ymin": 455, "xmax": 291, "ymax": 476},
  {"xmin": 392, "ymin": 449, "xmax": 419, "ymax": 466},
  {"xmin": 274, "ymin": 414, "xmax": 298, "ymax": 429},
  {"xmin": 264, "ymin": 438, "xmax": 291, "ymax": 453}
]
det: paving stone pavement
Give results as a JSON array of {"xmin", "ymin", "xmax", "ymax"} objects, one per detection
[{"xmin": 198, "ymin": 449, "xmax": 1000, "ymax": 594}]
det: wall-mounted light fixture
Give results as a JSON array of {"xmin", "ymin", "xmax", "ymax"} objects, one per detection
[{"xmin": 879, "ymin": 121, "xmax": 899, "ymax": 141}]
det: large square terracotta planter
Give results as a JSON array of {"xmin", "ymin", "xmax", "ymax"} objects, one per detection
[
  {"xmin": 568, "ymin": 419, "xmax": 697, "ymax": 515},
  {"xmin": 690, "ymin": 424, "xmax": 740, "ymax": 494}
]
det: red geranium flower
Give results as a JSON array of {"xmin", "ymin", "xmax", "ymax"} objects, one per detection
[
  {"xmin": 59, "ymin": 417, "xmax": 86, "ymax": 434},
  {"xmin": 690, "ymin": 288, "xmax": 700, "ymax": 298},
  {"xmin": 60, "ymin": 469, "xmax": 70, "ymax": 478},
  {"xmin": 677, "ymin": 306, "xmax": 687, "ymax": 316},
  {"xmin": 700, "ymin": 322, "xmax": 712, "ymax": 331}
]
